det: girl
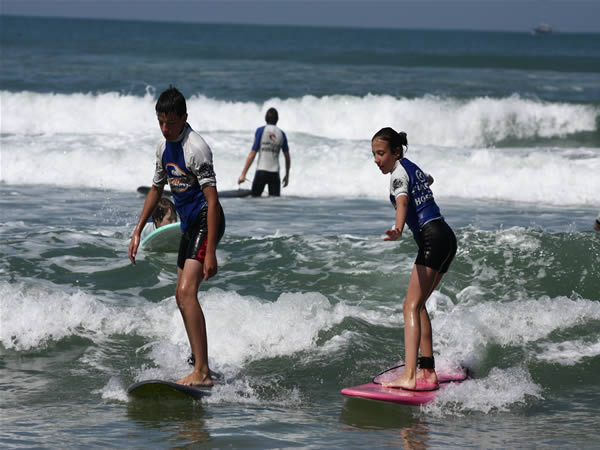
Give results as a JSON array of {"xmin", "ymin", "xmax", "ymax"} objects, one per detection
[{"xmin": 371, "ymin": 127, "xmax": 457, "ymax": 390}]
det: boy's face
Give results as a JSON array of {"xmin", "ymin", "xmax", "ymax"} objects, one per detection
[{"xmin": 157, "ymin": 111, "xmax": 187, "ymax": 141}]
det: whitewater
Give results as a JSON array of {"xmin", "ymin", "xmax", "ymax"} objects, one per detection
[{"xmin": 2, "ymin": 91, "xmax": 599, "ymax": 206}]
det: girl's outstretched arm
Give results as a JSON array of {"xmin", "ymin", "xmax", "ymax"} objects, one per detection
[{"xmin": 385, "ymin": 195, "xmax": 408, "ymax": 241}]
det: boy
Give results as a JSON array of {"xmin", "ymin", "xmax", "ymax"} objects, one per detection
[
  {"xmin": 128, "ymin": 87, "xmax": 225, "ymax": 387},
  {"xmin": 238, "ymin": 107, "xmax": 290, "ymax": 196}
]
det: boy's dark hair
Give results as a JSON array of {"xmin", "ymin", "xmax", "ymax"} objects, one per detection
[
  {"xmin": 152, "ymin": 198, "xmax": 177, "ymax": 225},
  {"xmin": 372, "ymin": 127, "xmax": 408, "ymax": 159},
  {"xmin": 156, "ymin": 87, "xmax": 187, "ymax": 117},
  {"xmin": 265, "ymin": 107, "xmax": 278, "ymax": 125}
]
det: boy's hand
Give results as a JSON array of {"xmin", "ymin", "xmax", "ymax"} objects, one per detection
[
  {"xmin": 203, "ymin": 252, "xmax": 218, "ymax": 280},
  {"xmin": 384, "ymin": 228, "xmax": 402, "ymax": 241},
  {"xmin": 128, "ymin": 234, "xmax": 140, "ymax": 265}
]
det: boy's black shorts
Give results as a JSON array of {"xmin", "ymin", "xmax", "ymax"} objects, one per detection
[
  {"xmin": 251, "ymin": 170, "xmax": 280, "ymax": 197},
  {"xmin": 177, "ymin": 205, "xmax": 225, "ymax": 270}
]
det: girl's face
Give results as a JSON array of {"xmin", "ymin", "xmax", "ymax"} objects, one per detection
[{"xmin": 371, "ymin": 138, "xmax": 399, "ymax": 174}]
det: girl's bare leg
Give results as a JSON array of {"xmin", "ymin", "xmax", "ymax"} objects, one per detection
[
  {"xmin": 382, "ymin": 264, "xmax": 440, "ymax": 389},
  {"xmin": 416, "ymin": 272, "xmax": 444, "ymax": 384}
]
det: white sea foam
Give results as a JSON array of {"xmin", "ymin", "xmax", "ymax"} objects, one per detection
[
  {"xmin": 423, "ymin": 366, "xmax": 543, "ymax": 416},
  {"xmin": 535, "ymin": 339, "xmax": 600, "ymax": 366},
  {"xmin": 1, "ymin": 91, "xmax": 598, "ymax": 206},
  {"xmin": 2, "ymin": 91, "xmax": 597, "ymax": 145},
  {"xmin": 432, "ymin": 295, "xmax": 600, "ymax": 367},
  {"xmin": 0, "ymin": 281, "xmax": 390, "ymax": 366},
  {"xmin": 419, "ymin": 296, "xmax": 600, "ymax": 416},
  {"xmin": 4, "ymin": 280, "xmax": 598, "ymax": 407}
]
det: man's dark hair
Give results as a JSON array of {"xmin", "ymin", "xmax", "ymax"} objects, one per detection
[
  {"xmin": 265, "ymin": 107, "xmax": 278, "ymax": 125},
  {"xmin": 155, "ymin": 87, "xmax": 187, "ymax": 117}
]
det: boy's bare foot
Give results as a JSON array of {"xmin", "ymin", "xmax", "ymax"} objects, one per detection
[{"xmin": 176, "ymin": 370, "xmax": 213, "ymax": 388}]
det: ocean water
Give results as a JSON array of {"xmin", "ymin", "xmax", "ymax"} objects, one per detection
[{"xmin": 1, "ymin": 15, "xmax": 600, "ymax": 448}]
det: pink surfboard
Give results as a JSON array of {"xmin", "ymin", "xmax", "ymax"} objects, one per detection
[{"xmin": 341, "ymin": 364, "xmax": 469, "ymax": 406}]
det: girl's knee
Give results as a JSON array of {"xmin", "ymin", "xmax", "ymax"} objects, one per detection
[{"xmin": 403, "ymin": 300, "xmax": 422, "ymax": 315}]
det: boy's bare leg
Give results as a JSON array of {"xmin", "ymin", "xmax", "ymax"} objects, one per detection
[{"xmin": 175, "ymin": 259, "xmax": 213, "ymax": 387}]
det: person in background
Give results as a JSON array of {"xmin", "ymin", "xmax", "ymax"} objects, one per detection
[
  {"xmin": 128, "ymin": 87, "xmax": 225, "ymax": 387},
  {"xmin": 139, "ymin": 197, "xmax": 178, "ymax": 242},
  {"xmin": 238, "ymin": 107, "xmax": 290, "ymax": 197},
  {"xmin": 371, "ymin": 127, "xmax": 457, "ymax": 391},
  {"xmin": 151, "ymin": 197, "xmax": 178, "ymax": 228},
  {"xmin": 594, "ymin": 212, "xmax": 600, "ymax": 231}
]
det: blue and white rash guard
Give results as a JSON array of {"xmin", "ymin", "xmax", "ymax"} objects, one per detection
[
  {"xmin": 152, "ymin": 123, "xmax": 216, "ymax": 232},
  {"xmin": 389, "ymin": 158, "xmax": 442, "ymax": 237},
  {"xmin": 252, "ymin": 124, "xmax": 289, "ymax": 173}
]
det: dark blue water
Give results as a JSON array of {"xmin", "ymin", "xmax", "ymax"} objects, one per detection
[{"xmin": 2, "ymin": 15, "xmax": 600, "ymax": 103}]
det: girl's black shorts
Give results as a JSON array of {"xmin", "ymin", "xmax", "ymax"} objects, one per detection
[{"xmin": 414, "ymin": 219, "xmax": 457, "ymax": 273}]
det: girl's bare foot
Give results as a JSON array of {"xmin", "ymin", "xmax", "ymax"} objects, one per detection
[
  {"xmin": 381, "ymin": 375, "xmax": 416, "ymax": 390},
  {"xmin": 416, "ymin": 368, "xmax": 438, "ymax": 385}
]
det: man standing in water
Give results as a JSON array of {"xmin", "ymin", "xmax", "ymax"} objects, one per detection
[
  {"xmin": 128, "ymin": 87, "xmax": 225, "ymax": 387},
  {"xmin": 238, "ymin": 107, "xmax": 291, "ymax": 196}
]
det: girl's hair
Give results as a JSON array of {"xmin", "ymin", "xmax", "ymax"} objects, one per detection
[{"xmin": 372, "ymin": 127, "xmax": 408, "ymax": 159}]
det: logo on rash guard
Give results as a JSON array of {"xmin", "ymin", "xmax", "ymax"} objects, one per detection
[
  {"xmin": 393, "ymin": 178, "xmax": 404, "ymax": 191},
  {"xmin": 166, "ymin": 163, "xmax": 195, "ymax": 193}
]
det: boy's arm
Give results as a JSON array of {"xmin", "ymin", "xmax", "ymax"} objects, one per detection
[
  {"xmin": 385, "ymin": 195, "xmax": 408, "ymax": 241},
  {"xmin": 282, "ymin": 151, "xmax": 291, "ymax": 187},
  {"xmin": 238, "ymin": 150, "xmax": 257, "ymax": 184},
  {"xmin": 202, "ymin": 185, "xmax": 221, "ymax": 280},
  {"xmin": 128, "ymin": 184, "xmax": 164, "ymax": 265}
]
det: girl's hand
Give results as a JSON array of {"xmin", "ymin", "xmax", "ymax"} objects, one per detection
[{"xmin": 384, "ymin": 228, "xmax": 403, "ymax": 241}]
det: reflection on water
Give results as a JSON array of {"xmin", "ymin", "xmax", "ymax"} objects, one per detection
[
  {"xmin": 339, "ymin": 397, "xmax": 431, "ymax": 448},
  {"xmin": 127, "ymin": 398, "xmax": 211, "ymax": 446}
]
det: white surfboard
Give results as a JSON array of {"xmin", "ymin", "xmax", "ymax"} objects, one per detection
[{"xmin": 140, "ymin": 222, "xmax": 181, "ymax": 252}]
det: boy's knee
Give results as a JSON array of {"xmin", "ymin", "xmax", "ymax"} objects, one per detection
[{"xmin": 175, "ymin": 285, "xmax": 196, "ymax": 310}]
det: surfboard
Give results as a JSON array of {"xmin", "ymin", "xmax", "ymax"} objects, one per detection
[
  {"xmin": 140, "ymin": 222, "xmax": 181, "ymax": 252},
  {"xmin": 218, "ymin": 188, "xmax": 252, "ymax": 198},
  {"xmin": 136, "ymin": 186, "xmax": 251, "ymax": 198},
  {"xmin": 341, "ymin": 364, "xmax": 469, "ymax": 406},
  {"xmin": 127, "ymin": 380, "xmax": 211, "ymax": 400},
  {"xmin": 136, "ymin": 186, "xmax": 173, "ymax": 197}
]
